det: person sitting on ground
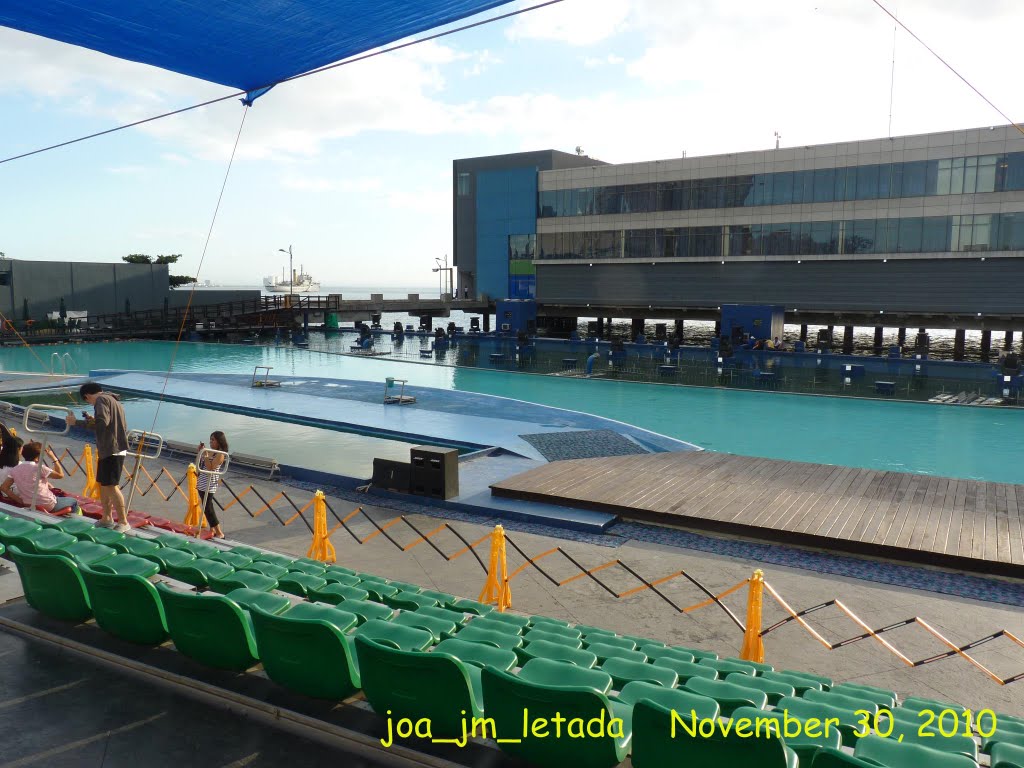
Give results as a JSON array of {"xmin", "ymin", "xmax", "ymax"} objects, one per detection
[
  {"xmin": 1, "ymin": 441, "xmax": 80, "ymax": 514},
  {"xmin": 196, "ymin": 431, "xmax": 229, "ymax": 538},
  {"xmin": 0, "ymin": 424, "xmax": 25, "ymax": 487}
]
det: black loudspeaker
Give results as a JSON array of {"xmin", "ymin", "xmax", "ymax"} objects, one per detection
[
  {"xmin": 410, "ymin": 446, "xmax": 459, "ymax": 499},
  {"xmin": 372, "ymin": 458, "xmax": 411, "ymax": 493}
]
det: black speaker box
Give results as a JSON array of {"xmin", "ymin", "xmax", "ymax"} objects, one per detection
[
  {"xmin": 371, "ymin": 458, "xmax": 411, "ymax": 493},
  {"xmin": 409, "ymin": 445, "xmax": 459, "ymax": 499}
]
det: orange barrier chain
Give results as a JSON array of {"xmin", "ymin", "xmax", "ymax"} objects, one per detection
[{"xmin": 762, "ymin": 581, "xmax": 1023, "ymax": 686}]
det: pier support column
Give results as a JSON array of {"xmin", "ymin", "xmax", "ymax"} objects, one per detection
[
  {"xmin": 631, "ymin": 318, "xmax": 645, "ymax": 342},
  {"xmin": 799, "ymin": 324, "xmax": 808, "ymax": 342},
  {"xmin": 980, "ymin": 330, "xmax": 992, "ymax": 361},
  {"xmin": 953, "ymin": 328, "xmax": 966, "ymax": 361},
  {"xmin": 842, "ymin": 325, "xmax": 854, "ymax": 354},
  {"xmin": 897, "ymin": 327, "xmax": 906, "ymax": 347},
  {"xmin": 675, "ymin": 319, "xmax": 684, "ymax": 342},
  {"xmin": 873, "ymin": 326, "xmax": 884, "ymax": 354},
  {"xmin": 1004, "ymin": 330, "xmax": 1014, "ymax": 349},
  {"xmin": 596, "ymin": 316, "xmax": 605, "ymax": 339},
  {"xmin": 483, "ymin": 313, "xmax": 490, "ymax": 333},
  {"xmin": 714, "ymin": 320, "xmax": 721, "ymax": 337}
]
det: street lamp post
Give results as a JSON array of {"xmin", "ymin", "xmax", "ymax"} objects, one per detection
[
  {"xmin": 432, "ymin": 255, "xmax": 452, "ymax": 300},
  {"xmin": 278, "ymin": 246, "xmax": 293, "ymax": 299}
]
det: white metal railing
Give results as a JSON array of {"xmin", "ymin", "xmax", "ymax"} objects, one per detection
[{"xmin": 21, "ymin": 404, "xmax": 71, "ymax": 512}]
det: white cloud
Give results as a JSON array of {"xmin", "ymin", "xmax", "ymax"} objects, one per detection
[
  {"xmin": 105, "ymin": 164, "xmax": 148, "ymax": 175},
  {"xmin": 506, "ymin": 0, "xmax": 631, "ymax": 46}
]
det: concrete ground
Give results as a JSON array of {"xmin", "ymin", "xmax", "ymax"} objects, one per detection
[{"xmin": 4, "ymin": 428, "xmax": 1014, "ymax": 717}]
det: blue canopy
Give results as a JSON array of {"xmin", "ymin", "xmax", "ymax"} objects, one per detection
[{"xmin": 0, "ymin": 1, "xmax": 515, "ymax": 93}]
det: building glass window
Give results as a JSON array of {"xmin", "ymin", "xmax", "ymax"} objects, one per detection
[
  {"xmin": 976, "ymin": 155, "xmax": 997, "ymax": 193},
  {"xmin": 897, "ymin": 218, "xmax": 922, "ymax": 252},
  {"xmin": 900, "ymin": 161, "xmax": 927, "ymax": 197},
  {"xmin": 921, "ymin": 216, "xmax": 950, "ymax": 252},
  {"xmin": 457, "ymin": 173, "xmax": 471, "ymax": 197}
]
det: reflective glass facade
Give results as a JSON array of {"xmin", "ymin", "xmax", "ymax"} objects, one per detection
[
  {"xmin": 538, "ymin": 152, "xmax": 1024, "ymax": 218},
  {"xmin": 537, "ymin": 213, "xmax": 1024, "ymax": 261},
  {"xmin": 508, "ymin": 234, "xmax": 536, "ymax": 298}
]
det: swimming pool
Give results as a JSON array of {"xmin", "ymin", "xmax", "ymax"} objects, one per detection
[{"xmin": 3, "ymin": 340, "xmax": 1021, "ymax": 483}]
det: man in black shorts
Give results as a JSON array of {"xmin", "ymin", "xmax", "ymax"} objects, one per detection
[{"xmin": 66, "ymin": 382, "xmax": 130, "ymax": 531}]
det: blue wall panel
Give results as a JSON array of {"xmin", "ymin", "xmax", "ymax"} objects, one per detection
[{"xmin": 475, "ymin": 167, "xmax": 537, "ymax": 301}]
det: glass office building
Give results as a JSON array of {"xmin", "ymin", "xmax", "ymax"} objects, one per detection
[{"xmin": 454, "ymin": 126, "xmax": 1024, "ymax": 326}]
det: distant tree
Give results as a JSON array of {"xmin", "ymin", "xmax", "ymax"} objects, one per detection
[{"xmin": 122, "ymin": 253, "xmax": 195, "ymax": 289}]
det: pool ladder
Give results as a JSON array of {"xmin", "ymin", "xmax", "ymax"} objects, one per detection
[{"xmin": 49, "ymin": 352, "xmax": 76, "ymax": 375}]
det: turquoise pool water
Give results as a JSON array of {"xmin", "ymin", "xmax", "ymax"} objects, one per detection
[{"xmin": 3, "ymin": 341, "xmax": 1021, "ymax": 483}]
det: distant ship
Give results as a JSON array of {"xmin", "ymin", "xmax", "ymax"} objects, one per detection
[{"xmin": 263, "ymin": 265, "xmax": 321, "ymax": 294}]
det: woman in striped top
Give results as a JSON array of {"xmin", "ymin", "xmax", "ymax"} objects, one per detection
[{"xmin": 197, "ymin": 431, "xmax": 229, "ymax": 538}]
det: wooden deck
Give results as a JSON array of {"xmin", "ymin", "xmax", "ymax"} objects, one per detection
[{"xmin": 490, "ymin": 451, "xmax": 1024, "ymax": 577}]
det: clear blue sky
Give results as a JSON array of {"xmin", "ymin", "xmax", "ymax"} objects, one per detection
[{"xmin": 1, "ymin": 0, "xmax": 1020, "ymax": 287}]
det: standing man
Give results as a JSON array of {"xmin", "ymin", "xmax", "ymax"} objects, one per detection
[{"xmin": 66, "ymin": 382, "xmax": 130, "ymax": 531}]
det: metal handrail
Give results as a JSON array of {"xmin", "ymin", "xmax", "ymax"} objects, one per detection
[
  {"xmin": 124, "ymin": 430, "xmax": 164, "ymax": 515},
  {"xmin": 21, "ymin": 404, "xmax": 72, "ymax": 512}
]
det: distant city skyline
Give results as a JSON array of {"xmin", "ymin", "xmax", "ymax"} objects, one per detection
[{"xmin": 1, "ymin": 0, "xmax": 1021, "ymax": 288}]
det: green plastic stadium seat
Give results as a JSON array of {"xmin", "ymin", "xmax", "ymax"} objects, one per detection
[
  {"xmin": 528, "ymin": 623, "xmax": 582, "ymax": 640},
  {"xmin": 724, "ymin": 672, "xmax": 795, "ymax": 705},
  {"xmin": 831, "ymin": 682, "xmax": 896, "ymax": 709},
  {"xmin": 250, "ymin": 605, "xmax": 361, "ymax": 699},
  {"xmin": 351, "ymin": 619, "xmax": 433, "ymax": 651},
  {"xmin": 51, "ymin": 516, "xmax": 96, "ymax": 535},
  {"xmin": 157, "ymin": 583, "xmax": 258, "ymax": 671},
  {"xmin": 803, "ymin": 688, "xmax": 879, "ymax": 717},
  {"xmin": 330, "ymin": 598, "xmax": 393, "ymax": 625},
  {"xmin": 206, "ymin": 550, "xmax": 254, "ymax": 569},
  {"xmin": 310, "ymin": 583, "xmax": 370, "ymax": 604},
  {"xmin": 518, "ymin": 638, "xmax": 598, "ymax": 668},
  {"xmin": 166, "ymin": 558, "xmax": 236, "ymax": 588},
  {"xmin": 88, "ymin": 553, "xmax": 160, "ymax": 578},
  {"xmin": 762, "ymin": 670, "xmax": 824, "ymax": 695},
  {"xmin": 518, "ymin": 658, "xmax": 613, "ymax": 694},
  {"xmin": 632, "ymin": 699, "xmax": 796, "ymax": 768},
  {"xmin": 241, "ymin": 562, "xmax": 289, "ymax": 580},
  {"xmin": 432, "ymin": 638, "xmax": 517, "ymax": 671},
  {"xmin": 471, "ymin": 616, "xmax": 525, "ymax": 635},
  {"xmin": 224, "ymin": 587, "xmax": 291, "ymax": 615},
  {"xmin": 525, "ymin": 628, "xmax": 582, "ymax": 647},
  {"xmin": 583, "ymin": 635, "xmax": 635, "ymax": 651},
  {"xmin": 699, "ymin": 657, "xmax": 757, "ymax": 677},
  {"xmin": 413, "ymin": 605, "xmax": 469, "ymax": 627},
  {"xmin": 140, "ymin": 546, "xmax": 197, "ymax": 571},
  {"xmin": 8, "ymin": 546, "xmax": 91, "ymax": 622},
  {"xmin": 250, "ymin": 552, "xmax": 295, "ymax": 569},
  {"xmin": 155, "ymin": 535, "xmax": 220, "ymax": 559},
  {"xmin": 900, "ymin": 696, "xmax": 966, "ymax": 716},
  {"xmin": 617, "ymin": 680, "xmax": 719, "ymax": 719},
  {"xmin": 447, "ymin": 597, "xmax": 492, "ymax": 615},
  {"xmin": 731, "ymin": 705, "xmax": 842, "ymax": 764},
  {"xmin": 287, "ymin": 559, "xmax": 328, "ymax": 576},
  {"xmin": 782, "ymin": 669, "xmax": 832, "ymax": 689},
  {"xmin": 209, "ymin": 570, "xmax": 278, "ymax": 593},
  {"xmin": 722, "ymin": 656, "xmax": 774, "ymax": 675},
  {"xmin": 576, "ymin": 624, "xmax": 614, "ymax": 638},
  {"xmin": 681, "ymin": 677, "xmax": 768, "ymax": 716},
  {"xmin": 984, "ymin": 728, "xmax": 1024, "ymax": 755},
  {"xmin": 474, "ymin": 611, "xmax": 527, "ymax": 630},
  {"xmin": 355, "ymin": 636, "xmax": 483, "ymax": 737},
  {"xmin": 808, "ymin": 747, "xmax": 876, "ymax": 767},
  {"xmin": 48, "ymin": 540, "xmax": 117, "ymax": 566},
  {"xmin": 224, "ymin": 545, "xmax": 263, "ymax": 559},
  {"xmin": 79, "ymin": 567, "xmax": 168, "ymax": 644},
  {"xmin": 586, "ymin": 642, "xmax": 646, "ymax": 664},
  {"xmin": 361, "ymin": 582, "xmax": 400, "ymax": 601},
  {"xmin": 455, "ymin": 624, "xmax": 524, "ymax": 650},
  {"xmin": 77, "ymin": 527, "xmax": 126, "ymax": 547},
  {"xmin": 9, "ymin": 527, "xmax": 76, "ymax": 554},
  {"xmin": 529, "ymin": 615, "xmax": 571, "ymax": 629},
  {"xmin": 991, "ymin": 741, "xmax": 1024, "ymax": 768},
  {"xmin": 652, "ymin": 657, "xmax": 718, "ymax": 682},
  {"xmin": 777, "ymin": 695, "xmax": 865, "ymax": 747},
  {"xmin": 0, "ymin": 517, "xmax": 42, "ymax": 542},
  {"xmin": 283, "ymin": 601, "xmax": 359, "ymax": 631},
  {"xmin": 111, "ymin": 537, "xmax": 163, "ymax": 558},
  {"xmin": 277, "ymin": 572, "xmax": 328, "ymax": 597},
  {"xmin": 384, "ymin": 590, "xmax": 438, "ymax": 611},
  {"xmin": 600, "ymin": 657, "xmax": 677, "ymax": 690},
  {"xmin": 854, "ymin": 735, "xmax": 978, "ymax": 768},
  {"xmin": 322, "ymin": 571, "xmax": 361, "ymax": 587},
  {"xmin": 881, "ymin": 715, "xmax": 978, "ymax": 760},
  {"xmin": 417, "ymin": 589, "xmax": 456, "ymax": 605},
  {"xmin": 322, "ymin": 564, "xmax": 356, "ymax": 577},
  {"xmin": 385, "ymin": 580, "xmax": 422, "ymax": 593},
  {"xmin": 640, "ymin": 645, "xmax": 695, "ymax": 664},
  {"xmin": 392, "ymin": 610, "xmax": 457, "ymax": 642},
  {"xmin": 482, "ymin": 665, "xmax": 632, "ymax": 768}
]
